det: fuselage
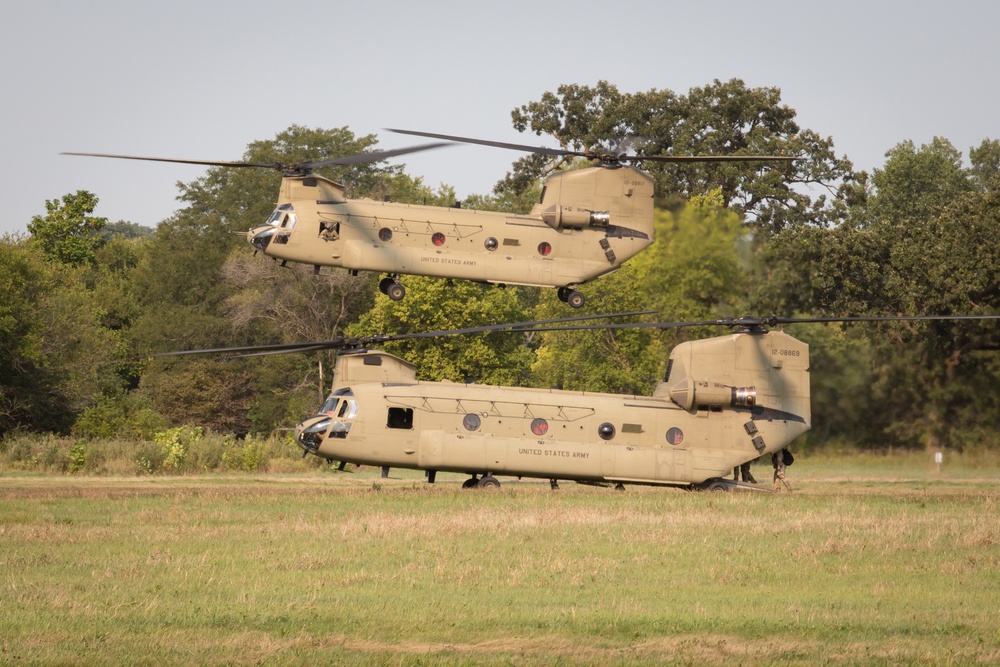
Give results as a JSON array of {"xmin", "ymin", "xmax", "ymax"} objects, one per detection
[
  {"xmin": 295, "ymin": 330, "xmax": 812, "ymax": 488},
  {"xmin": 248, "ymin": 165, "xmax": 655, "ymax": 289}
]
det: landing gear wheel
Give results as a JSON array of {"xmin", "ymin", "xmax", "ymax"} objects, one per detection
[
  {"xmin": 477, "ymin": 475, "xmax": 501, "ymax": 489},
  {"xmin": 386, "ymin": 282, "xmax": 406, "ymax": 301},
  {"xmin": 378, "ymin": 277, "xmax": 394, "ymax": 294},
  {"xmin": 567, "ymin": 291, "xmax": 585, "ymax": 309},
  {"xmin": 705, "ymin": 479, "xmax": 730, "ymax": 492},
  {"xmin": 557, "ymin": 286, "xmax": 571, "ymax": 303},
  {"xmin": 462, "ymin": 476, "xmax": 480, "ymax": 489}
]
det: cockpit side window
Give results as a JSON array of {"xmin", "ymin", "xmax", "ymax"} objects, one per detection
[{"xmin": 336, "ymin": 399, "xmax": 357, "ymax": 419}]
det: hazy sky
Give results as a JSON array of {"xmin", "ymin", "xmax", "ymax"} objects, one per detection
[{"xmin": 2, "ymin": 0, "xmax": 996, "ymax": 236}]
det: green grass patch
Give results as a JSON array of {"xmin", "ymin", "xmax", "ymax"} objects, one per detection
[{"xmin": 1, "ymin": 459, "xmax": 998, "ymax": 665}]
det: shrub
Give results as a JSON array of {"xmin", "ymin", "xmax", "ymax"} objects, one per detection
[
  {"xmin": 66, "ymin": 441, "xmax": 88, "ymax": 475},
  {"xmin": 73, "ymin": 394, "xmax": 168, "ymax": 440},
  {"xmin": 133, "ymin": 441, "xmax": 166, "ymax": 475},
  {"xmin": 221, "ymin": 435, "xmax": 267, "ymax": 472},
  {"xmin": 154, "ymin": 426, "xmax": 202, "ymax": 471}
]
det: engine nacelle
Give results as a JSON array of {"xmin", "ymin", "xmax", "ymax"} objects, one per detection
[
  {"xmin": 540, "ymin": 205, "xmax": 611, "ymax": 231},
  {"xmin": 668, "ymin": 377, "xmax": 756, "ymax": 412}
]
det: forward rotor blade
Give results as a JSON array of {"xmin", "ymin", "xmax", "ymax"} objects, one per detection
[
  {"xmin": 62, "ymin": 142, "xmax": 450, "ymax": 172},
  {"xmin": 371, "ymin": 310, "xmax": 659, "ymax": 344},
  {"xmin": 148, "ymin": 312, "xmax": 999, "ymax": 360},
  {"xmin": 148, "ymin": 339, "xmax": 349, "ymax": 358},
  {"xmin": 61, "ymin": 152, "xmax": 280, "ymax": 169},
  {"xmin": 147, "ymin": 311, "xmax": 658, "ymax": 359}
]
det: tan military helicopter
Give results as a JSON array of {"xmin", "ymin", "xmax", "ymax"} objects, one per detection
[
  {"xmin": 66, "ymin": 130, "xmax": 793, "ymax": 308},
  {"xmin": 156, "ymin": 313, "xmax": 1000, "ymax": 491}
]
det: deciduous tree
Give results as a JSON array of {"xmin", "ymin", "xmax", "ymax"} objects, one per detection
[
  {"xmin": 27, "ymin": 190, "xmax": 107, "ymax": 266},
  {"xmin": 504, "ymin": 79, "xmax": 862, "ymax": 233},
  {"xmin": 348, "ymin": 278, "xmax": 536, "ymax": 386},
  {"xmin": 529, "ymin": 193, "xmax": 749, "ymax": 395},
  {"xmin": 758, "ymin": 138, "xmax": 1000, "ymax": 451}
]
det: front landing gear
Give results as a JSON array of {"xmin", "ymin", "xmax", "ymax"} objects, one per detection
[
  {"xmin": 378, "ymin": 275, "xmax": 406, "ymax": 301},
  {"xmin": 557, "ymin": 286, "xmax": 585, "ymax": 309}
]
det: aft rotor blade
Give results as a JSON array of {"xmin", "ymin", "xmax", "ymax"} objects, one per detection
[
  {"xmin": 765, "ymin": 314, "xmax": 1000, "ymax": 326},
  {"xmin": 304, "ymin": 142, "xmax": 450, "ymax": 168},
  {"xmin": 499, "ymin": 313, "xmax": 1000, "ymax": 336},
  {"xmin": 387, "ymin": 128, "xmax": 577, "ymax": 158},
  {"xmin": 638, "ymin": 154, "xmax": 796, "ymax": 163},
  {"xmin": 388, "ymin": 129, "xmax": 796, "ymax": 164}
]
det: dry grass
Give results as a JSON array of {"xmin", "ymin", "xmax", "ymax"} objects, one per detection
[{"xmin": 1, "ymin": 459, "xmax": 999, "ymax": 665}]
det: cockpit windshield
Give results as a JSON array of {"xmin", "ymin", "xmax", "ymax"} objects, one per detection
[
  {"xmin": 266, "ymin": 203, "xmax": 296, "ymax": 227},
  {"xmin": 308, "ymin": 388, "xmax": 358, "ymax": 442},
  {"xmin": 320, "ymin": 388, "xmax": 356, "ymax": 419}
]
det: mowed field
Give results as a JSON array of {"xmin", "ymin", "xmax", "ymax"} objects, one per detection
[{"xmin": 1, "ymin": 455, "xmax": 998, "ymax": 665}]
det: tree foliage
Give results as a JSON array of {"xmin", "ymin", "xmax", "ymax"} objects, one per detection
[
  {"xmin": 127, "ymin": 125, "xmax": 442, "ymax": 430},
  {"xmin": 348, "ymin": 278, "xmax": 536, "ymax": 386},
  {"xmin": 528, "ymin": 261, "xmax": 663, "ymax": 395},
  {"xmin": 529, "ymin": 192, "xmax": 751, "ymax": 395},
  {"xmin": 220, "ymin": 254, "xmax": 376, "ymax": 416},
  {"xmin": 505, "ymin": 79, "xmax": 862, "ymax": 232},
  {"xmin": 969, "ymin": 138, "xmax": 1000, "ymax": 190},
  {"xmin": 759, "ymin": 138, "xmax": 1000, "ymax": 450},
  {"xmin": 0, "ymin": 239, "xmax": 119, "ymax": 436},
  {"xmin": 7, "ymin": 107, "xmax": 1000, "ymax": 458},
  {"xmin": 27, "ymin": 190, "xmax": 107, "ymax": 266}
]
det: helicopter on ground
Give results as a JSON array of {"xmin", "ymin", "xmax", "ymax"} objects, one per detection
[
  {"xmin": 154, "ymin": 313, "xmax": 1000, "ymax": 491},
  {"xmin": 65, "ymin": 130, "xmax": 794, "ymax": 308}
]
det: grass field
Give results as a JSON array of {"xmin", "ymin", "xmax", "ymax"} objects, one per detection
[{"xmin": 1, "ymin": 455, "xmax": 998, "ymax": 665}]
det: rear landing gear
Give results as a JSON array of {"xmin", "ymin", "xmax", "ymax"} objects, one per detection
[
  {"xmin": 557, "ymin": 286, "xmax": 585, "ymax": 309},
  {"xmin": 697, "ymin": 478, "xmax": 733, "ymax": 492},
  {"xmin": 462, "ymin": 474, "xmax": 501, "ymax": 489},
  {"xmin": 476, "ymin": 475, "xmax": 501, "ymax": 489},
  {"xmin": 379, "ymin": 276, "xmax": 406, "ymax": 301}
]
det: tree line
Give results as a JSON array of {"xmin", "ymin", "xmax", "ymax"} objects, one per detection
[{"xmin": 2, "ymin": 79, "xmax": 999, "ymax": 455}]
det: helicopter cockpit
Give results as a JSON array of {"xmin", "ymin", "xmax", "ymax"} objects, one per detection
[
  {"xmin": 295, "ymin": 389, "xmax": 356, "ymax": 454},
  {"xmin": 248, "ymin": 204, "xmax": 296, "ymax": 252}
]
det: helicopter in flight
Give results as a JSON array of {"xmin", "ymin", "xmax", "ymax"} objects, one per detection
[
  {"xmin": 65, "ymin": 129, "xmax": 794, "ymax": 308},
  {"xmin": 153, "ymin": 312, "xmax": 1000, "ymax": 491}
]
